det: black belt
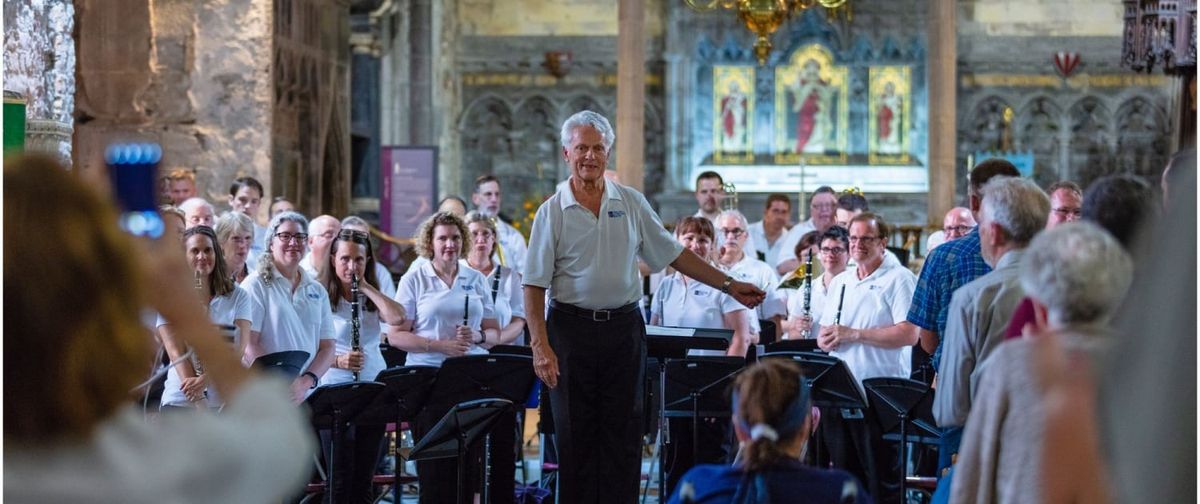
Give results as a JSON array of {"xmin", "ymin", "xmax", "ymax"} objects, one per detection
[{"xmin": 550, "ymin": 300, "xmax": 640, "ymax": 322}]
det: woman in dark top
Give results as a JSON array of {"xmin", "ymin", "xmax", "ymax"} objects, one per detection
[{"xmin": 669, "ymin": 359, "xmax": 873, "ymax": 504}]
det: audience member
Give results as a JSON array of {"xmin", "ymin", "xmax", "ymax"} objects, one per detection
[
  {"xmin": 669, "ymin": 359, "xmax": 873, "ymax": 504},
  {"xmin": 950, "ymin": 222, "xmax": 1132, "ymax": 504},
  {"xmin": 161, "ymin": 204, "xmax": 187, "ymax": 245},
  {"xmin": 229, "ymin": 176, "xmax": 268, "ymax": 257},
  {"xmin": 215, "ymin": 211, "xmax": 257, "ymax": 284},
  {"xmin": 694, "ymin": 171, "xmax": 727, "ymax": 223},
  {"xmin": 164, "ymin": 168, "xmax": 198, "ymax": 206},
  {"xmin": 1045, "ymin": 180, "xmax": 1082, "ymax": 228},
  {"xmin": 269, "ymin": 197, "xmax": 295, "ymax": 218},
  {"xmin": 834, "ymin": 190, "xmax": 870, "ymax": 228},
  {"xmin": 717, "ymin": 209, "xmax": 786, "ymax": 342},
  {"xmin": 4, "ymin": 155, "xmax": 312, "ymax": 502}
]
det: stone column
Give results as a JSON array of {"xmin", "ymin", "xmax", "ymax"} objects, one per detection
[
  {"xmin": 408, "ymin": 0, "xmax": 434, "ymax": 146},
  {"xmin": 616, "ymin": 0, "xmax": 645, "ymax": 190},
  {"xmin": 926, "ymin": 0, "xmax": 956, "ymax": 225}
]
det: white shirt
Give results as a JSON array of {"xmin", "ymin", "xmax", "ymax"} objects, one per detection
[
  {"xmin": 250, "ymin": 223, "xmax": 268, "ymax": 263},
  {"xmin": 773, "ymin": 218, "xmax": 817, "ymax": 269},
  {"xmin": 463, "ymin": 260, "xmax": 526, "ymax": 328},
  {"xmin": 724, "ymin": 253, "xmax": 786, "ymax": 325},
  {"xmin": 494, "ymin": 219, "xmax": 528, "ymax": 273},
  {"xmin": 819, "ymin": 259, "xmax": 916, "ymax": 383},
  {"xmin": 394, "ymin": 261, "xmax": 494, "ymax": 367},
  {"xmin": 321, "ymin": 297, "xmax": 387, "ymax": 385},
  {"xmin": 374, "ymin": 261, "xmax": 397, "ymax": 299},
  {"xmin": 747, "ymin": 220, "xmax": 790, "ymax": 267},
  {"xmin": 524, "ymin": 179, "xmax": 683, "ymax": 310},
  {"xmin": 240, "ymin": 268, "xmax": 335, "ymax": 374},
  {"xmin": 651, "ymin": 272, "xmax": 747, "ymax": 356},
  {"xmin": 4, "ymin": 377, "xmax": 313, "ymax": 504},
  {"xmin": 300, "ymin": 252, "xmax": 319, "ymax": 277},
  {"xmin": 156, "ymin": 285, "xmax": 258, "ymax": 408}
]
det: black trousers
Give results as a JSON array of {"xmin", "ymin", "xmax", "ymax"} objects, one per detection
[
  {"xmin": 547, "ymin": 304, "xmax": 646, "ymax": 504},
  {"xmin": 414, "ymin": 407, "xmax": 518, "ymax": 504},
  {"xmin": 319, "ymin": 424, "xmax": 386, "ymax": 504}
]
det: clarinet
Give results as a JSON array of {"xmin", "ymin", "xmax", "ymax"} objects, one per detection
[
  {"xmin": 350, "ymin": 273, "xmax": 362, "ymax": 381},
  {"xmin": 800, "ymin": 252, "xmax": 814, "ymax": 339},
  {"xmin": 192, "ymin": 270, "xmax": 207, "ymax": 400}
]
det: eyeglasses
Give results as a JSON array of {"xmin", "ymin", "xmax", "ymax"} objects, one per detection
[
  {"xmin": 848, "ymin": 236, "xmax": 880, "ymax": 244},
  {"xmin": 275, "ymin": 232, "xmax": 308, "ymax": 243},
  {"xmin": 820, "ymin": 247, "xmax": 847, "ymax": 255},
  {"xmin": 338, "ymin": 229, "xmax": 370, "ymax": 242},
  {"xmin": 811, "ymin": 203, "xmax": 836, "ymax": 211},
  {"xmin": 943, "ymin": 225, "xmax": 975, "ymax": 234},
  {"xmin": 718, "ymin": 227, "xmax": 746, "ymax": 237},
  {"xmin": 1051, "ymin": 207, "xmax": 1082, "ymax": 218}
]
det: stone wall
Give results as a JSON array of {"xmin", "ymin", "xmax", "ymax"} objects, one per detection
[
  {"xmin": 3, "ymin": 0, "xmax": 76, "ymax": 162},
  {"xmin": 73, "ymin": 0, "xmax": 274, "ymax": 222},
  {"xmin": 457, "ymin": 0, "xmax": 665, "ymax": 37}
]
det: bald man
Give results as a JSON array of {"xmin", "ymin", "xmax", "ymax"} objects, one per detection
[
  {"xmin": 928, "ymin": 207, "xmax": 977, "ymax": 251},
  {"xmin": 300, "ymin": 215, "xmax": 341, "ymax": 276}
]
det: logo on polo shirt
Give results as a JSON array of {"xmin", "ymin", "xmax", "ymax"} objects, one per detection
[
  {"xmin": 462, "ymin": 284, "xmax": 473, "ymax": 291},
  {"xmin": 306, "ymin": 285, "xmax": 321, "ymax": 300},
  {"xmin": 607, "ymin": 210, "xmax": 625, "ymax": 218},
  {"xmin": 692, "ymin": 289, "xmax": 708, "ymax": 297}
]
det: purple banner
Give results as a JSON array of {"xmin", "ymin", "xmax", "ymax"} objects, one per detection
[{"xmin": 380, "ymin": 145, "xmax": 438, "ymax": 246}]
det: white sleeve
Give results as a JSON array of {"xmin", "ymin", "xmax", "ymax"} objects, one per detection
[
  {"xmin": 478, "ymin": 274, "xmax": 496, "ymax": 321},
  {"xmin": 634, "ymin": 191, "xmax": 685, "ymax": 272},
  {"xmin": 522, "ymin": 203, "xmax": 556, "ymax": 289},
  {"xmin": 506, "ymin": 269, "xmax": 526, "ymax": 320},
  {"xmin": 395, "ymin": 270, "xmax": 421, "ymax": 324},
  {"xmin": 889, "ymin": 270, "xmax": 917, "ymax": 325}
]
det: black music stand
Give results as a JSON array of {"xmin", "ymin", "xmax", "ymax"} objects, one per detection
[
  {"xmin": 252, "ymin": 350, "xmax": 310, "ymax": 379},
  {"xmin": 662, "ymin": 357, "xmax": 744, "ymax": 468},
  {"xmin": 305, "ymin": 381, "xmax": 386, "ymax": 502},
  {"xmin": 488, "ymin": 344, "xmax": 532, "ymax": 357},
  {"xmin": 863, "ymin": 377, "xmax": 939, "ymax": 501},
  {"xmin": 424, "ymin": 354, "xmax": 536, "ymax": 504},
  {"xmin": 353, "ymin": 366, "xmax": 440, "ymax": 503},
  {"xmin": 408, "ymin": 398, "xmax": 514, "ymax": 504},
  {"xmin": 760, "ymin": 351, "xmax": 865, "ymax": 466},
  {"xmin": 644, "ymin": 329, "xmax": 731, "ymax": 500},
  {"xmin": 765, "ymin": 339, "xmax": 822, "ymax": 354}
]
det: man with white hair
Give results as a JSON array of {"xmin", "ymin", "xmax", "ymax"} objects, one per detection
[
  {"xmin": 472, "ymin": 174, "xmax": 528, "ymax": 272},
  {"xmin": 300, "ymin": 215, "xmax": 340, "ymax": 276},
  {"xmin": 933, "ymin": 177, "xmax": 1049, "ymax": 439},
  {"xmin": 716, "ymin": 209, "xmax": 786, "ymax": 341},
  {"xmin": 179, "ymin": 197, "xmax": 215, "ymax": 229}
]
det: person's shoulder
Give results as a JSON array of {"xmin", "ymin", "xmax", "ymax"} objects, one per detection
[{"xmin": 673, "ymin": 464, "xmax": 741, "ymax": 502}]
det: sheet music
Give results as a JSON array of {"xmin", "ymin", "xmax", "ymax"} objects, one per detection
[{"xmin": 646, "ymin": 325, "xmax": 696, "ymax": 337}]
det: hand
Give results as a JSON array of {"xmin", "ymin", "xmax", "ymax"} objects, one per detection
[
  {"xmin": 787, "ymin": 315, "xmax": 812, "ymax": 339},
  {"xmin": 436, "ymin": 337, "xmax": 471, "ymax": 357},
  {"xmin": 532, "ymin": 339, "xmax": 560, "ymax": 389},
  {"xmin": 817, "ymin": 324, "xmax": 857, "ymax": 352},
  {"xmin": 337, "ymin": 351, "xmax": 365, "ymax": 371},
  {"xmin": 454, "ymin": 325, "xmax": 479, "ymax": 344},
  {"xmin": 728, "ymin": 281, "xmax": 766, "ymax": 309},
  {"xmin": 180, "ymin": 375, "xmax": 207, "ymax": 402},
  {"xmin": 288, "ymin": 375, "xmax": 313, "ymax": 404}
]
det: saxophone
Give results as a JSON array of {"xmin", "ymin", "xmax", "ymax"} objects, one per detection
[{"xmin": 351, "ymin": 273, "xmax": 362, "ymax": 381}]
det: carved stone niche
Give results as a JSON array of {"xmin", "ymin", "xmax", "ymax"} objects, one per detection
[
  {"xmin": 25, "ymin": 118, "xmax": 74, "ymax": 165},
  {"xmin": 1115, "ymin": 96, "xmax": 1170, "ymax": 180},
  {"xmin": 1016, "ymin": 97, "xmax": 1064, "ymax": 187},
  {"xmin": 1068, "ymin": 97, "xmax": 1116, "ymax": 185}
]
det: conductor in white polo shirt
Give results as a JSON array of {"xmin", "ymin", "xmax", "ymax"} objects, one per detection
[{"xmin": 523, "ymin": 111, "xmax": 766, "ymax": 503}]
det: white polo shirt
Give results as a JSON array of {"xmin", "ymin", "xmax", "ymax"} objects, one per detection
[
  {"xmin": 250, "ymin": 223, "xmax": 268, "ymax": 262},
  {"xmin": 786, "ymin": 273, "xmax": 835, "ymax": 337},
  {"xmin": 495, "ymin": 219, "xmax": 528, "ymax": 273},
  {"xmin": 463, "ymin": 261, "xmax": 526, "ymax": 328},
  {"xmin": 156, "ymin": 285, "xmax": 258, "ymax": 408},
  {"xmin": 773, "ymin": 218, "xmax": 817, "ymax": 269},
  {"xmin": 320, "ymin": 298, "xmax": 386, "ymax": 385},
  {"xmin": 524, "ymin": 179, "xmax": 683, "ymax": 310},
  {"xmin": 240, "ymin": 269, "xmax": 335, "ymax": 374},
  {"xmin": 818, "ymin": 259, "xmax": 916, "ymax": 382},
  {"xmin": 747, "ymin": 220, "xmax": 789, "ymax": 267},
  {"xmin": 373, "ymin": 261, "xmax": 397, "ymax": 299},
  {"xmin": 651, "ymin": 272, "xmax": 747, "ymax": 356},
  {"xmin": 394, "ymin": 261, "xmax": 494, "ymax": 367},
  {"xmin": 724, "ymin": 254, "xmax": 786, "ymax": 329}
]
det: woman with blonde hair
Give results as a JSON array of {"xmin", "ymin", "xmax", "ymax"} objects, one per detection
[
  {"xmin": 670, "ymin": 359, "xmax": 871, "ymax": 503},
  {"xmin": 4, "ymin": 154, "xmax": 312, "ymax": 502},
  {"xmin": 462, "ymin": 211, "xmax": 526, "ymax": 347},
  {"xmin": 215, "ymin": 211, "xmax": 257, "ymax": 283}
]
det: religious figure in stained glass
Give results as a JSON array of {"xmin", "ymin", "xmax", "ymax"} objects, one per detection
[
  {"xmin": 713, "ymin": 66, "xmax": 755, "ymax": 163},
  {"xmin": 775, "ymin": 45, "xmax": 848, "ymax": 164},
  {"xmin": 868, "ymin": 66, "xmax": 912, "ymax": 164}
]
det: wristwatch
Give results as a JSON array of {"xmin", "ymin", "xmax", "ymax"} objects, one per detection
[
  {"xmin": 721, "ymin": 275, "xmax": 734, "ymax": 294},
  {"xmin": 302, "ymin": 371, "xmax": 319, "ymax": 389}
]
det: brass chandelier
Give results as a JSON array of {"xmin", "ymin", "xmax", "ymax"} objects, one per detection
[{"xmin": 684, "ymin": 0, "xmax": 851, "ymax": 65}]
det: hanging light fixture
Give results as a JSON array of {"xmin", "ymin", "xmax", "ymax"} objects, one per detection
[{"xmin": 684, "ymin": 0, "xmax": 851, "ymax": 65}]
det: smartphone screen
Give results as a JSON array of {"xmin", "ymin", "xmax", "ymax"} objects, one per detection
[{"xmin": 106, "ymin": 143, "xmax": 165, "ymax": 238}]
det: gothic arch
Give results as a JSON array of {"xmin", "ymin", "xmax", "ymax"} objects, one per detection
[
  {"xmin": 1015, "ymin": 96, "xmax": 1065, "ymax": 186},
  {"xmin": 1114, "ymin": 95, "xmax": 1171, "ymax": 181},
  {"xmin": 962, "ymin": 95, "xmax": 1016, "ymax": 153},
  {"xmin": 1067, "ymin": 96, "xmax": 1114, "ymax": 184}
]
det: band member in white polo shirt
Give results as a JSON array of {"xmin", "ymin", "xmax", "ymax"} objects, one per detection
[
  {"xmin": 816, "ymin": 212, "xmax": 917, "ymax": 502},
  {"xmin": 650, "ymin": 215, "xmax": 751, "ymax": 495},
  {"xmin": 157, "ymin": 225, "xmax": 256, "ymax": 411},
  {"xmin": 240, "ymin": 211, "xmax": 337, "ymax": 404},
  {"xmin": 472, "ymin": 175, "xmax": 529, "ymax": 273},
  {"xmin": 715, "ymin": 209, "xmax": 786, "ymax": 341},
  {"xmin": 316, "ymin": 229, "xmax": 407, "ymax": 504},
  {"xmin": 523, "ymin": 111, "xmax": 765, "ymax": 503},
  {"xmin": 463, "ymin": 211, "xmax": 527, "ymax": 347},
  {"xmin": 388, "ymin": 212, "xmax": 509, "ymax": 504},
  {"xmin": 785, "ymin": 226, "xmax": 850, "ymax": 340}
]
